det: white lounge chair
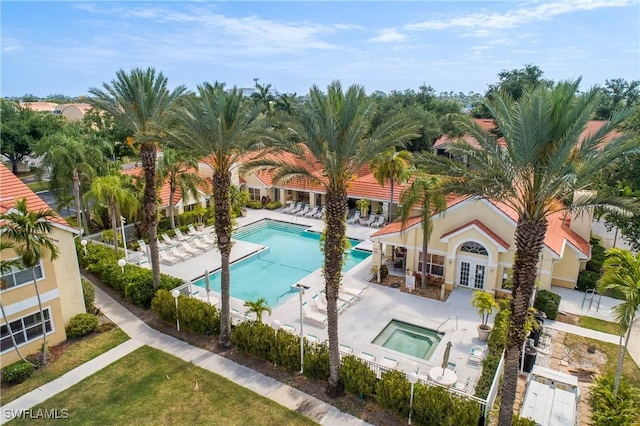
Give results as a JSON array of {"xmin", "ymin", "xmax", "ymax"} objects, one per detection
[
  {"xmin": 180, "ymin": 242, "xmax": 200, "ymax": 256},
  {"xmin": 339, "ymin": 344, "xmax": 353, "ymax": 355},
  {"xmin": 282, "ymin": 201, "xmax": 296, "ymax": 213},
  {"xmin": 341, "ymin": 286, "xmax": 366, "ymax": 298},
  {"xmin": 305, "ymin": 206, "xmax": 320, "ymax": 217},
  {"xmin": 338, "ymin": 291, "xmax": 358, "ymax": 305},
  {"xmin": 288, "ymin": 202, "xmax": 303, "ymax": 215},
  {"xmin": 281, "ymin": 324, "xmax": 296, "ymax": 334},
  {"xmin": 192, "ymin": 238, "xmax": 208, "ymax": 251},
  {"xmin": 302, "ymin": 302, "xmax": 327, "ymax": 328},
  {"xmin": 313, "ymin": 206, "xmax": 326, "ymax": 219},
  {"xmin": 305, "ymin": 334, "xmax": 319, "ymax": 344},
  {"xmin": 161, "ymin": 234, "xmax": 177, "ymax": 246},
  {"xmin": 381, "ymin": 356, "xmax": 398, "ymax": 369},
  {"xmin": 202, "ymin": 233, "xmax": 216, "ymax": 245},
  {"xmin": 159, "ymin": 250, "xmax": 178, "ymax": 265},
  {"xmin": 358, "ymin": 351, "xmax": 376, "ymax": 363},
  {"xmin": 170, "ymin": 246, "xmax": 189, "ymax": 260},
  {"xmin": 363, "ymin": 214, "xmax": 378, "ymax": 226},
  {"xmin": 188, "ymin": 224, "xmax": 203, "ymax": 236},
  {"xmin": 370, "ymin": 215, "xmax": 386, "ymax": 228},
  {"xmin": 174, "ymin": 228, "xmax": 190, "ymax": 241},
  {"xmin": 295, "ymin": 204, "xmax": 310, "ymax": 216},
  {"xmin": 312, "ymin": 293, "xmax": 348, "ymax": 314},
  {"xmin": 346, "ymin": 211, "xmax": 361, "ymax": 224},
  {"xmin": 453, "ymin": 376, "xmax": 470, "ymax": 392},
  {"xmin": 468, "ymin": 345, "xmax": 486, "ymax": 365}
]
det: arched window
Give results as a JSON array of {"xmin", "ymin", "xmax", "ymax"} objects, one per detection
[{"xmin": 460, "ymin": 241, "xmax": 488, "ymax": 255}]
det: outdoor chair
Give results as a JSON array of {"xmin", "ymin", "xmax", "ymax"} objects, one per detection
[
  {"xmin": 341, "ymin": 286, "xmax": 366, "ymax": 298},
  {"xmin": 302, "ymin": 302, "xmax": 327, "ymax": 328},
  {"xmin": 468, "ymin": 345, "xmax": 486, "ymax": 365},
  {"xmin": 161, "ymin": 234, "xmax": 177, "ymax": 246},
  {"xmin": 281, "ymin": 324, "xmax": 296, "ymax": 334},
  {"xmin": 453, "ymin": 376, "xmax": 470, "ymax": 392},
  {"xmin": 288, "ymin": 202, "xmax": 303, "ymax": 215},
  {"xmin": 170, "ymin": 246, "xmax": 189, "ymax": 261},
  {"xmin": 339, "ymin": 344, "xmax": 353, "ymax": 355},
  {"xmin": 305, "ymin": 206, "xmax": 320, "ymax": 217},
  {"xmin": 202, "ymin": 233, "xmax": 216, "ymax": 245},
  {"xmin": 305, "ymin": 334, "xmax": 319, "ymax": 344},
  {"xmin": 381, "ymin": 356, "xmax": 398, "ymax": 369},
  {"xmin": 346, "ymin": 211, "xmax": 361, "ymax": 224},
  {"xmin": 313, "ymin": 206, "xmax": 326, "ymax": 219},
  {"xmin": 192, "ymin": 238, "xmax": 208, "ymax": 251},
  {"xmin": 295, "ymin": 204, "xmax": 310, "ymax": 216},
  {"xmin": 370, "ymin": 215, "xmax": 386, "ymax": 228},
  {"xmin": 159, "ymin": 250, "xmax": 178, "ymax": 265},
  {"xmin": 188, "ymin": 224, "xmax": 203, "ymax": 236},
  {"xmin": 358, "ymin": 352, "xmax": 376, "ymax": 363},
  {"xmin": 282, "ymin": 201, "xmax": 296, "ymax": 213},
  {"xmin": 180, "ymin": 242, "xmax": 201, "ymax": 256},
  {"xmin": 363, "ymin": 214, "xmax": 378, "ymax": 226},
  {"xmin": 174, "ymin": 228, "xmax": 190, "ymax": 241}
]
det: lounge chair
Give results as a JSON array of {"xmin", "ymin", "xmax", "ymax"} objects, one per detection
[
  {"xmin": 295, "ymin": 204, "xmax": 310, "ymax": 216},
  {"xmin": 161, "ymin": 234, "xmax": 177, "ymax": 246},
  {"xmin": 231, "ymin": 308, "xmax": 255, "ymax": 325},
  {"xmin": 281, "ymin": 324, "xmax": 296, "ymax": 334},
  {"xmin": 282, "ymin": 201, "xmax": 296, "ymax": 213},
  {"xmin": 341, "ymin": 286, "xmax": 366, "ymax": 298},
  {"xmin": 447, "ymin": 361, "xmax": 457, "ymax": 372},
  {"xmin": 358, "ymin": 351, "xmax": 376, "ymax": 363},
  {"xmin": 192, "ymin": 238, "xmax": 208, "ymax": 251},
  {"xmin": 370, "ymin": 215, "xmax": 386, "ymax": 228},
  {"xmin": 202, "ymin": 233, "xmax": 216, "ymax": 245},
  {"xmin": 288, "ymin": 202, "xmax": 303, "ymax": 215},
  {"xmin": 453, "ymin": 376, "xmax": 470, "ymax": 392},
  {"xmin": 362, "ymin": 214, "xmax": 378, "ymax": 226},
  {"xmin": 313, "ymin": 206, "xmax": 326, "ymax": 219},
  {"xmin": 381, "ymin": 356, "xmax": 398, "ymax": 369},
  {"xmin": 339, "ymin": 344, "xmax": 353, "ymax": 355},
  {"xmin": 159, "ymin": 250, "xmax": 178, "ymax": 265},
  {"xmin": 180, "ymin": 242, "xmax": 201, "ymax": 256},
  {"xmin": 305, "ymin": 206, "xmax": 320, "ymax": 217},
  {"xmin": 305, "ymin": 334, "xmax": 319, "ymax": 344},
  {"xmin": 187, "ymin": 224, "xmax": 203, "ymax": 236},
  {"xmin": 346, "ymin": 211, "xmax": 361, "ymax": 224},
  {"xmin": 170, "ymin": 246, "xmax": 189, "ymax": 260},
  {"xmin": 302, "ymin": 302, "xmax": 327, "ymax": 328},
  {"xmin": 338, "ymin": 291, "xmax": 358, "ymax": 305},
  {"xmin": 174, "ymin": 228, "xmax": 190, "ymax": 241},
  {"xmin": 468, "ymin": 345, "xmax": 486, "ymax": 365},
  {"xmin": 137, "ymin": 240, "xmax": 148, "ymax": 252},
  {"xmin": 312, "ymin": 294, "xmax": 347, "ymax": 314}
]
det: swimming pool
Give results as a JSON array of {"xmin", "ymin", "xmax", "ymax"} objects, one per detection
[
  {"xmin": 192, "ymin": 220, "xmax": 370, "ymax": 306},
  {"xmin": 372, "ymin": 320, "xmax": 443, "ymax": 360}
]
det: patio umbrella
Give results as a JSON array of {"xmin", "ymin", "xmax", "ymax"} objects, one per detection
[
  {"xmin": 204, "ymin": 270, "xmax": 211, "ymax": 304},
  {"xmin": 441, "ymin": 341, "xmax": 452, "ymax": 374}
]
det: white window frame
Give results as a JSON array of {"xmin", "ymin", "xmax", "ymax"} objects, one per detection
[
  {"xmin": 1, "ymin": 308, "xmax": 53, "ymax": 354},
  {"xmin": 417, "ymin": 252, "xmax": 445, "ymax": 277},
  {"xmin": 247, "ymin": 187, "xmax": 261, "ymax": 201},
  {"xmin": 0, "ymin": 259, "xmax": 44, "ymax": 292}
]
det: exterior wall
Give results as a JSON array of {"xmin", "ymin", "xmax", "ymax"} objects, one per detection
[
  {"xmin": 50, "ymin": 228, "xmax": 86, "ymax": 323},
  {"xmin": 550, "ymin": 248, "xmax": 581, "ymax": 289}
]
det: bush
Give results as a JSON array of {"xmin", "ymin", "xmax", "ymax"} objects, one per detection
[
  {"xmin": 413, "ymin": 384, "xmax": 482, "ymax": 425},
  {"xmin": 512, "ymin": 415, "xmax": 537, "ymax": 426},
  {"xmin": 65, "ymin": 313, "xmax": 98, "ymax": 338},
  {"xmin": 339, "ymin": 356, "xmax": 377, "ymax": 399},
  {"xmin": 533, "ymin": 290, "xmax": 561, "ymax": 320},
  {"xmin": 591, "ymin": 373, "xmax": 640, "ymax": 426},
  {"xmin": 265, "ymin": 201, "xmax": 282, "ymax": 210},
  {"xmin": 376, "ymin": 370, "xmax": 410, "ymax": 417},
  {"xmin": 152, "ymin": 290, "xmax": 220, "ymax": 335},
  {"xmin": 231, "ymin": 321, "xmax": 275, "ymax": 360},
  {"xmin": 475, "ymin": 306, "xmax": 509, "ymax": 399},
  {"xmin": 2, "ymin": 361, "xmax": 35, "ymax": 385},
  {"xmin": 587, "ymin": 237, "xmax": 606, "ymax": 272},
  {"xmin": 303, "ymin": 342, "xmax": 330, "ymax": 380},
  {"xmin": 245, "ymin": 200, "xmax": 262, "ymax": 209},
  {"xmin": 577, "ymin": 269, "xmax": 600, "ymax": 292},
  {"xmin": 81, "ymin": 279, "xmax": 96, "ymax": 314},
  {"xmin": 379, "ymin": 264, "xmax": 389, "ymax": 281}
]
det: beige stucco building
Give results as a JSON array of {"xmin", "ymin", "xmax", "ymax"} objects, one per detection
[{"xmin": 1, "ymin": 165, "xmax": 86, "ymax": 366}]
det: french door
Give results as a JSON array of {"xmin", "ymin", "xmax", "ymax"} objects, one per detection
[{"xmin": 457, "ymin": 258, "xmax": 487, "ymax": 289}]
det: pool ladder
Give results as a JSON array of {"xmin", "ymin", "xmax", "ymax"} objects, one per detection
[{"xmin": 437, "ymin": 316, "xmax": 458, "ymax": 333}]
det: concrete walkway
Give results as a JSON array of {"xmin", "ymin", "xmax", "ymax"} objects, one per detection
[{"xmin": 1, "ymin": 286, "xmax": 369, "ymax": 425}]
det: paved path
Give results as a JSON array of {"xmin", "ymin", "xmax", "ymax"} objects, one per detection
[{"xmin": 1, "ymin": 286, "xmax": 369, "ymax": 425}]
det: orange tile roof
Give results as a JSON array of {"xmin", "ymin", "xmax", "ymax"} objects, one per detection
[
  {"xmin": 0, "ymin": 164, "xmax": 72, "ymax": 229},
  {"xmin": 370, "ymin": 216, "xmax": 422, "ymax": 237},
  {"xmin": 121, "ymin": 166, "xmax": 211, "ymax": 207},
  {"xmin": 440, "ymin": 219, "xmax": 510, "ymax": 250}
]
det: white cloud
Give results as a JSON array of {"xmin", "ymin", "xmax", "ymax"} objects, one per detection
[
  {"xmin": 407, "ymin": 0, "xmax": 637, "ymax": 36},
  {"xmin": 368, "ymin": 28, "xmax": 408, "ymax": 43}
]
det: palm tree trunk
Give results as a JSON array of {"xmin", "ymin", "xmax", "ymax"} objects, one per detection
[
  {"xmin": 614, "ymin": 320, "xmax": 634, "ymax": 397},
  {"xmin": 169, "ymin": 183, "xmax": 176, "ymax": 230},
  {"xmin": 213, "ymin": 170, "xmax": 233, "ymax": 348},
  {"xmin": 32, "ymin": 268, "xmax": 48, "ymax": 366},
  {"xmin": 0, "ymin": 303, "xmax": 32, "ymax": 365},
  {"xmin": 141, "ymin": 144, "xmax": 161, "ymax": 289},
  {"xmin": 72, "ymin": 169, "xmax": 83, "ymax": 235},
  {"xmin": 498, "ymin": 218, "xmax": 547, "ymax": 426},
  {"xmin": 421, "ymin": 233, "xmax": 428, "ymax": 288},
  {"xmin": 389, "ymin": 177, "xmax": 394, "ymax": 223},
  {"xmin": 324, "ymin": 187, "xmax": 347, "ymax": 397}
]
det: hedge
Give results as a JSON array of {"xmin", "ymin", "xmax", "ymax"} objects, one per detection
[
  {"xmin": 591, "ymin": 373, "xmax": 640, "ymax": 426},
  {"xmin": 475, "ymin": 306, "xmax": 509, "ymax": 399},
  {"xmin": 151, "ymin": 290, "xmax": 220, "ymax": 335},
  {"xmin": 2, "ymin": 360, "xmax": 35, "ymax": 384},
  {"xmin": 340, "ymin": 355, "xmax": 377, "ymax": 399},
  {"xmin": 534, "ymin": 290, "xmax": 561, "ymax": 320},
  {"xmin": 65, "ymin": 313, "xmax": 98, "ymax": 338}
]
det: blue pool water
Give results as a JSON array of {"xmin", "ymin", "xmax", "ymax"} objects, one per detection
[{"xmin": 192, "ymin": 220, "xmax": 370, "ymax": 306}]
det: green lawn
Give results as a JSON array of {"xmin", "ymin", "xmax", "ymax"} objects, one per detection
[
  {"xmin": 1, "ymin": 327, "xmax": 129, "ymax": 405},
  {"xmin": 578, "ymin": 316, "xmax": 621, "ymax": 335},
  {"xmin": 8, "ymin": 346, "xmax": 317, "ymax": 426},
  {"xmin": 24, "ymin": 181, "xmax": 50, "ymax": 193}
]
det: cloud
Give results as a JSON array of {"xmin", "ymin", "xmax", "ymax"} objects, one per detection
[
  {"xmin": 407, "ymin": 0, "xmax": 636, "ymax": 36},
  {"xmin": 368, "ymin": 28, "xmax": 408, "ymax": 43}
]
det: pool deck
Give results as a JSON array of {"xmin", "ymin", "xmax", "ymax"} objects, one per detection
[{"xmin": 139, "ymin": 208, "xmax": 633, "ymax": 394}]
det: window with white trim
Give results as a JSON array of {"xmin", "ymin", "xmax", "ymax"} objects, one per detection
[
  {"xmin": 417, "ymin": 253, "xmax": 445, "ymax": 277},
  {"xmin": 1, "ymin": 309, "xmax": 52, "ymax": 353},
  {"xmin": 0, "ymin": 261, "xmax": 43, "ymax": 291},
  {"xmin": 460, "ymin": 242, "xmax": 488, "ymax": 255},
  {"xmin": 248, "ymin": 188, "xmax": 261, "ymax": 201}
]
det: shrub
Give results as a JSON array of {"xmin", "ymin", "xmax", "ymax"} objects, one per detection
[
  {"xmin": 376, "ymin": 370, "xmax": 410, "ymax": 417},
  {"xmin": 379, "ymin": 264, "xmax": 389, "ymax": 281},
  {"xmin": 339, "ymin": 355, "xmax": 377, "ymax": 399},
  {"xmin": 512, "ymin": 415, "xmax": 537, "ymax": 426},
  {"xmin": 577, "ymin": 269, "xmax": 600, "ymax": 292},
  {"xmin": 475, "ymin": 306, "xmax": 509, "ymax": 398},
  {"xmin": 413, "ymin": 384, "xmax": 482, "ymax": 426},
  {"xmin": 246, "ymin": 200, "xmax": 263, "ymax": 209},
  {"xmin": 81, "ymin": 279, "xmax": 96, "ymax": 314},
  {"xmin": 533, "ymin": 290, "xmax": 561, "ymax": 320},
  {"xmin": 152, "ymin": 290, "xmax": 220, "ymax": 335},
  {"xmin": 265, "ymin": 201, "xmax": 282, "ymax": 210},
  {"xmin": 65, "ymin": 313, "xmax": 98, "ymax": 338},
  {"xmin": 591, "ymin": 373, "xmax": 640, "ymax": 426},
  {"xmin": 2, "ymin": 361, "xmax": 35, "ymax": 385},
  {"xmin": 231, "ymin": 321, "xmax": 275, "ymax": 360},
  {"xmin": 586, "ymin": 237, "xmax": 606, "ymax": 272},
  {"xmin": 303, "ymin": 342, "xmax": 330, "ymax": 380}
]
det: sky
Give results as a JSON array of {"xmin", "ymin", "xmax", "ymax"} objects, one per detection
[{"xmin": 1, "ymin": 1, "xmax": 638, "ymax": 98}]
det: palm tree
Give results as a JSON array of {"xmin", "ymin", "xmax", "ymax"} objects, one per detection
[
  {"xmin": 397, "ymin": 173, "xmax": 447, "ymax": 288},
  {"xmin": 371, "ymin": 148, "xmax": 413, "ymax": 222},
  {"xmin": 0, "ymin": 240, "xmax": 32, "ymax": 364},
  {"xmin": 156, "ymin": 148, "xmax": 208, "ymax": 229},
  {"xmin": 243, "ymin": 297, "xmax": 272, "ymax": 323},
  {"xmin": 418, "ymin": 80, "xmax": 637, "ymax": 425},
  {"xmin": 84, "ymin": 175, "xmax": 139, "ymax": 254},
  {"xmin": 88, "ymin": 67, "xmax": 186, "ymax": 289},
  {"xmin": 597, "ymin": 248, "xmax": 640, "ymax": 397},
  {"xmin": 35, "ymin": 122, "xmax": 109, "ymax": 235},
  {"xmin": 0, "ymin": 198, "xmax": 59, "ymax": 365},
  {"xmin": 244, "ymin": 81, "xmax": 419, "ymax": 395},
  {"xmin": 169, "ymin": 83, "xmax": 262, "ymax": 348}
]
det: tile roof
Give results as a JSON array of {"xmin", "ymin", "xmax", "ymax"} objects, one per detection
[
  {"xmin": 370, "ymin": 216, "xmax": 422, "ymax": 237},
  {"xmin": 0, "ymin": 164, "xmax": 72, "ymax": 229},
  {"xmin": 122, "ymin": 166, "xmax": 211, "ymax": 207},
  {"xmin": 440, "ymin": 219, "xmax": 510, "ymax": 250}
]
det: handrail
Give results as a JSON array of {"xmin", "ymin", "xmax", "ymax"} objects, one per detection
[{"xmin": 437, "ymin": 316, "xmax": 458, "ymax": 333}]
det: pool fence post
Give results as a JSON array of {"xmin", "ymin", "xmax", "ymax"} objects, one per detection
[{"xmin": 294, "ymin": 283, "xmax": 310, "ymax": 374}]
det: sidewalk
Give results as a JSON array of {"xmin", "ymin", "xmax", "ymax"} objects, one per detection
[{"xmin": 2, "ymin": 286, "xmax": 369, "ymax": 426}]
